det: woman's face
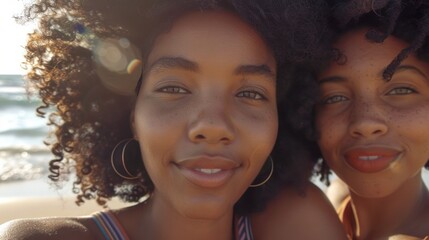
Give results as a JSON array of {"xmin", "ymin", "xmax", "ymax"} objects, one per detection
[
  {"xmin": 316, "ymin": 28, "xmax": 429, "ymax": 198},
  {"xmin": 133, "ymin": 11, "xmax": 277, "ymax": 219}
]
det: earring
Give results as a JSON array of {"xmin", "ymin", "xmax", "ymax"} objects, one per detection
[
  {"xmin": 111, "ymin": 138, "xmax": 141, "ymax": 180},
  {"xmin": 250, "ymin": 156, "xmax": 274, "ymax": 188}
]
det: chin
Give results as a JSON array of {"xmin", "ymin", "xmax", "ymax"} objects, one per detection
[
  {"xmin": 349, "ymin": 182, "xmax": 399, "ymax": 199},
  {"xmin": 181, "ymin": 198, "xmax": 233, "ymax": 220}
]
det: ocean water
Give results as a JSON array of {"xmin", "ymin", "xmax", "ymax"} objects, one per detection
[{"xmin": 0, "ymin": 75, "xmax": 50, "ymax": 183}]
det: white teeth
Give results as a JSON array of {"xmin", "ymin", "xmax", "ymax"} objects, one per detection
[
  {"xmin": 359, "ymin": 156, "xmax": 379, "ymax": 161},
  {"xmin": 196, "ymin": 168, "xmax": 222, "ymax": 174}
]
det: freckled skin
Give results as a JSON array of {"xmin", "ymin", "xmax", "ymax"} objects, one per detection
[
  {"xmin": 317, "ymin": 28, "xmax": 429, "ymax": 238},
  {"xmin": 317, "ymin": 28, "xmax": 429, "ymax": 198}
]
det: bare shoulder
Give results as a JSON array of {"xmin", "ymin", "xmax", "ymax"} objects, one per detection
[
  {"xmin": 0, "ymin": 216, "xmax": 98, "ymax": 240},
  {"xmin": 251, "ymin": 183, "xmax": 347, "ymax": 240}
]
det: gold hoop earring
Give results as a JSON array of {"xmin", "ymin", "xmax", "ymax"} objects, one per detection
[
  {"xmin": 250, "ymin": 156, "xmax": 274, "ymax": 188},
  {"xmin": 111, "ymin": 139, "xmax": 140, "ymax": 180}
]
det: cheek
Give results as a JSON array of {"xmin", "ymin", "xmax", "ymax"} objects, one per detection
[
  {"xmin": 315, "ymin": 112, "xmax": 336, "ymax": 151},
  {"xmin": 243, "ymin": 106, "xmax": 278, "ymax": 147},
  {"xmin": 133, "ymin": 99, "xmax": 187, "ymax": 164},
  {"xmin": 226, "ymin": 103, "xmax": 278, "ymax": 173},
  {"xmin": 315, "ymin": 110, "xmax": 349, "ymax": 166},
  {"xmin": 394, "ymin": 107, "xmax": 429, "ymax": 162},
  {"xmin": 248, "ymin": 108, "xmax": 278, "ymax": 166},
  {"xmin": 239, "ymin": 111, "xmax": 277, "ymax": 185},
  {"xmin": 134, "ymin": 95, "xmax": 189, "ymax": 137}
]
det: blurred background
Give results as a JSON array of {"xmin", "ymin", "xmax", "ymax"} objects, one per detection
[
  {"xmin": 0, "ymin": 0, "xmax": 126, "ymax": 223},
  {"xmin": 0, "ymin": 0, "xmax": 53, "ymax": 198}
]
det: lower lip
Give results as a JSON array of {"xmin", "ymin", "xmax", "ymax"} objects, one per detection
[
  {"xmin": 345, "ymin": 153, "xmax": 400, "ymax": 173},
  {"xmin": 175, "ymin": 165, "xmax": 235, "ymax": 188}
]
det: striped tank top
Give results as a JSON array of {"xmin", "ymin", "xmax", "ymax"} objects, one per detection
[{"xmin": 92, "ymin": 211, "xmax": 254, "ymax": 240}]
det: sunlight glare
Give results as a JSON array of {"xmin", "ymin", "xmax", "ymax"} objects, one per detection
[{"xmin": 0, "ymin": 0, "xmax": 36, "ymax": 75}]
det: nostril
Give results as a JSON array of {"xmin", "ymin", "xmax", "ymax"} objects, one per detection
[
  {"xmin": 195, "ymin": 134, "xmax": 205, "ymax": 140},
  {"xmin": 350, "ymin": 120, "xmax": 388, "ymax": 138},
  {"xmin": 373, "ymin": 129, "xmax": 383, "ymax": 134}
]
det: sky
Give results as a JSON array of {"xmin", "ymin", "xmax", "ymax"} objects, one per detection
[{"xmin": 0, "ymin": 0, "xmax": 36, "ymax": 75}]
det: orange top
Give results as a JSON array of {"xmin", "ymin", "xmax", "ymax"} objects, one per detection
[
  {"xmin": 337, "ymin": 196, "xmax": 429, "ymax": 240},
  {"xmin": 337, "ymin": 196, "xmax": 354, "ymax": 240}
]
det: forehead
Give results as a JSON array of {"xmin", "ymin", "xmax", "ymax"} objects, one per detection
[
  {"xmin": 168, "ymin": 10, "xmax": 257, "ymax": 38},
  {"xmin": 319, "ymin": 27, "xmax": 429, "ymax": 82},
  {"xmin": 146, "ymin": 10, "xmax": 275, "ymax": 67},
  {"xmin": 334, "ymin": 28, "xmax": 408, "ymax": 66}
]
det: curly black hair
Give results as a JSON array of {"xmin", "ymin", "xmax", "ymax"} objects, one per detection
[
  {"xmin": 300, "ymin": 0, "xmax": 429, "ymax": 183},
  {"xmin": 22, "ymin": 0, "xmax": 332, "ymax": 214}
]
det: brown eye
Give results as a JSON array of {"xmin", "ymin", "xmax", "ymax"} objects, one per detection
[
  {"xmin": 236, "ymin": 91, "xmax": 266, "ymax": 100},
  {"xmin": 386, "ymin": 87, "xmax": 416, "ymax": 95},
  {"xmin": 157, "ymin": 86, "xmax": 189, "ymax": 94},
  {"xmin": 322, "ymin": 95, "xmax": 348, "ymax": 104}
]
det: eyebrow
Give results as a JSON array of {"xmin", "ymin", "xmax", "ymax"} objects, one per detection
[
  {"xmin": 234, "ymin": 65, "xmax": 275, "ymax": 80},
  {"xmin": 148, "ymin": 57, "xmax": 199, "ymax": 73},
  {"xmin": 394, "ymin": 65, "xmax": 428, "ymax": 79},
  {"xmin": 318, "ymin": 65, "xmax": 429, "ymax": 85},
  {"xmin": 147, "ymin": 56, "xmax": 275, "ymax": 80},
  {"xmin": 317, "ymin": 76, "xmax": 345, "ymax": 85}
]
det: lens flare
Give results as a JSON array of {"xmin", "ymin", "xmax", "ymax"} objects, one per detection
[
  {"xmin": 127, "ymin": 59, "xmax": 143, "ymax": 75},
  {"xmin": 92, "ymin": 38, "xmax": 142, "ymax": 96},
  {"xmin": 94, "ymin": 40, "xmax": 128, "ymax": 72}
]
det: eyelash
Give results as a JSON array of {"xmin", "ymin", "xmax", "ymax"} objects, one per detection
[
  {"xmin": 321, "ymin": 95, "xmax": 348, "ymax": 104},
  {"xmin": 321, "ymin": 86, "xmax": 418, "ymax": 104},
  {"xmin": 156, "ymin": 86, "xmax": 189, "ymax": 94},
  {"xmin": 236, "ymin": 90, "xmax": 266, "ymax": 100},
  {"xmin": 386, "ymin": 86, "xmax": 417, "ymax": 95},
  {"xmin": 156, "ymin": 86, "xmax": 267, "ymax": 100}
]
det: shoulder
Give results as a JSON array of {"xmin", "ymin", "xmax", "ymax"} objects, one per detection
[
  {"xmin": 251, "ymin": 182, "xmax": 347, "ymax": 240},
  {"xmin": 0, "ymin": 216, "xmax": 99, "ymax": 240}
]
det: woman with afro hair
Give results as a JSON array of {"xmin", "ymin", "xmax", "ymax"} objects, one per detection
[
  {"xmin": 311, "ymin": 0, "xmax": 429, "ymax": 239},
  {"xmin": 0, "ymin": 0, "xmax": 346, "ymax": 239}
]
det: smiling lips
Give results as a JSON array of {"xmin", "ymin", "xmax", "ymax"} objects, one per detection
[
  {"xmin": 175, "ymin": 156, "xmax": 240, "ymax": 188},
  {"xmin": 344, "ymin": 147, "xmax": 401, "ymax": 173}
]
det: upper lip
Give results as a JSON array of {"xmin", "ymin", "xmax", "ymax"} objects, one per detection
[
  {"xmin": 343, "ymin": 145, "xmax": 402, "ymax": 158},
  {"xmin": 175, "ymin": 155, "xmax": 240, "ymax": 170}
]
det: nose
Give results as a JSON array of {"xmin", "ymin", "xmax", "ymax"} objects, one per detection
[
  {"xmin": 348, "ymin": 100, "xmax": 388, "ymax": 138},
  {"xmin": 188, "ymin": 101, "xmax": 235, "ymax": 145}
]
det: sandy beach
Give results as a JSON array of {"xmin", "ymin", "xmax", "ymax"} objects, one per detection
[
  {"xmin": 0, "ymin": 196, "xmax": 129, "ymax": 223},
  {"xmin": 0, "ymin": 179, "xmax": 130, "ymax": 224}
]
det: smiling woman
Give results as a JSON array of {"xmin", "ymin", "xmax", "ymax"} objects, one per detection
[
  {"xmin": 0, "ymin": 0, "xmax": 347, "ymax": 239},
  {"xmin": 317, "ymin": 27, "xmax": 429, "ymax": 197},
  {"xmin": 307, "ymin": 0, "xmax": 429, "ymax": 239},
  {"xmin": 133, "ymin": 11, "xmax": 278, "ymax": 221}
]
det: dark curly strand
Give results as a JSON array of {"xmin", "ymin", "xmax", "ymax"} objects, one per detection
[
  {"xmin": 330, "ymin": 0, "xmax": 429, "ymax": 80},
  {"xmin": 22, "ymin": 0, "xmax": 332, "ymax": 214},
  {"xmin": 311, "ymin": 0, "xmax": 429, "ymax": 183}
]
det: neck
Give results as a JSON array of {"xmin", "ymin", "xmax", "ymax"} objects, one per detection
[
  {"xmin": 133, "ymin": 193, "xmax": 235, "ymax": 240},
  {"xmin": 349, "ymin": 173, "xmax": 429, "ymax": 239}
]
